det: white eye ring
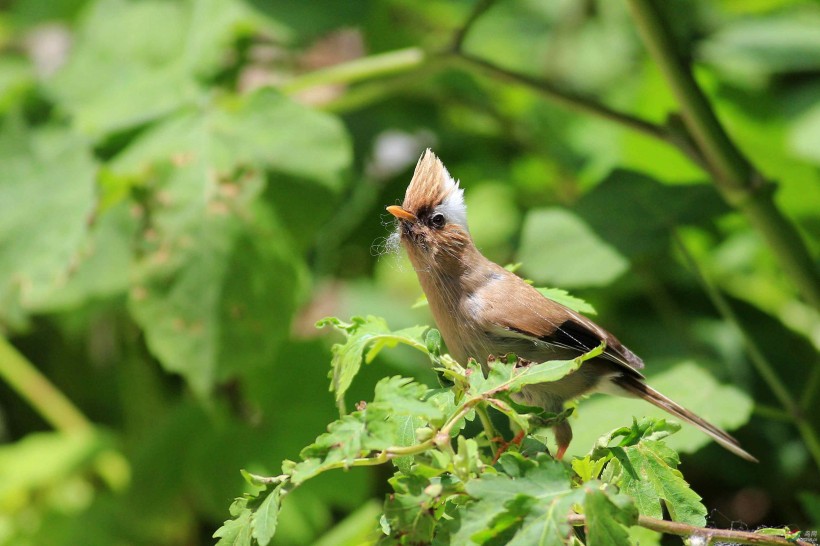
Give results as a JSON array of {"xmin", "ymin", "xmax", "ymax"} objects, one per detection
[{"xmin": 431, "ymin": 213, "xmax": 446, "ymax": 229}]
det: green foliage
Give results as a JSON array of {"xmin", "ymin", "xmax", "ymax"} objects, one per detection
[
  {"xmin": 1, "ymin": 0, "xmax": 818, "ymax": 544},
  {"xmin": 214, "ymin": 316, "xmax": 747, "ymax": 545}
]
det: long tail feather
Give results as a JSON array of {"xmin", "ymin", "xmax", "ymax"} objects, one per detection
[{"xmin": 615, "ymin": 375, "xmax": 758, "ymax": 462}]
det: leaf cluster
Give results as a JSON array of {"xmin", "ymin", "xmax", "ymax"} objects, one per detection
[{"xmin": 216, "ymin": 316, "xmax": 711, "ymax": 546}]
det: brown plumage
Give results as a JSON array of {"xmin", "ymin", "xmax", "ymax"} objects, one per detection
[{"xmin": 387, "ymin": 149, "xmax": 756, "ymax": 462}]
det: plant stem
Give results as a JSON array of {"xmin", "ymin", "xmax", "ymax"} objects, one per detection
[
  {"xmin": 0, "ymin": 336, "xmax": 92, "ymax": 433},
  {"xmin": 567, "ymin": 514, "xmax": 812, "ymax": 546},
  {"xmin": 800, "ymin": 363, "xmax": 820, "ymax": 411},
  {"xmin": 452, "ymin": 0, "xmax": 499, "ymax": 52},
  {"xmin": 674, "ymin": 235, "xmax": 820, "ymax": 471},
  {"xmin": 475, "ymin": 403, "xmax": 501, "ymax": 453},
  {"xmin": 452, "ymin": 53, "xmax": 710, "ymax": 166},
  {"xmin": 281, "ymin": 47, "xmax": 426, "ymax": 94},
  {"xmin": 626, "ymin": 0, "xmax": 820, "ymax": 310},
  {"xmin": 753, "ymin": 404, "xmax": 792, "ymax": 422}
]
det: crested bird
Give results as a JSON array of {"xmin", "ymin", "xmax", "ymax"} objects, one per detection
[{"xmin": 386, "ymin": 149, "xmax": 756, "ymax": 462}]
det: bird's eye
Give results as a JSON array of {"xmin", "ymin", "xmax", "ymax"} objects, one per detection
[{"xmin": 430, "ymin": 213, "xmax": 446, "ymax": 229}]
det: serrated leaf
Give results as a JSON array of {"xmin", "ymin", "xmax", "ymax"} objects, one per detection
[
  {"xmin": 381, "ymin": 474, "xmax": 437, "ymax": 544},
  {"xmin": 468, "ymin": 344, "xmax": 604, "ymax": 398},
  {"xmin": 214, "ymin": 508, "xmax": 253, "ymax": 546},
  {"xmin": 536, "ymin": 287, "xmax": 597, "ymax": 315},
  {"xmin": 590, "ymin": 417, "xmax": 680, "ymax": 460},
  {"xmin": 372, "ymin": 376, "xmax": 445, "ymax": 423},
  {"xmin": 452, "ymin": 453, "xmax": 581, "ymax": 545},
  {"xmin": 289, "ymin": 375, "xmax": 447, "ymax": 487},
  {"xmin": 251, "ymin": 485, "xmax": 282, "ymax": 546},
  {"xmin": 571, "ymin": 456, "xmax": 606, "ymax": 483},
  {"xmin": 608, "ymin": 440, "xmax": 707, "ymax": 526},
  {"xmin": 583, "ymin": 484, "xmax": 637, "ymax": 546},
  {"xmin": 317, "ymin": 316, "xmax": 428, "ymax": 407}
]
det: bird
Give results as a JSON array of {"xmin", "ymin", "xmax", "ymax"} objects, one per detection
[{"xmin": 386, "ymin": 149, "xmax": 756, "ymax": 462}]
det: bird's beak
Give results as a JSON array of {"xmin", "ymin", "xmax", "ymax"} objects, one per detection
[{"xmin": 386, "ymin": 205, "xmax": 416, "ymax": 221}]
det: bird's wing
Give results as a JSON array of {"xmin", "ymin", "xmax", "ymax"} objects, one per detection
[{"xmin": 474, "ymin": 268, "xmax": 645, "ymax": 372}]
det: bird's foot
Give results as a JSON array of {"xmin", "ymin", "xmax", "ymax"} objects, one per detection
[{"xmin": 491, "ymin": 431, "xmax": 526, "ymax": 464}]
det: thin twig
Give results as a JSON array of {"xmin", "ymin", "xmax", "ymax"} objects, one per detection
[
  {"xmin": 475, "ymin": 403, "xmax": 501, "ymax": 454},
  {"xmin": 0, "ymin": 336, "xmax": 92, "ymax": 433},
  {"xmin": 800, "ymin": 361, "xmax": 820, "ymax": 411},
  {"xmin": 567, "ymin": 514, "xmax": 812, "ymax": 546},
  {"xmin": 452, "ymin": 0, "xmax": 499, "ymax": 53},
  {"xmin": 281, "ymin": 47, "xmax": 426, "ymax": 95}
]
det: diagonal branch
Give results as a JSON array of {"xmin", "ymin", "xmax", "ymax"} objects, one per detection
[
  {"xmin": 627, "ymin": 0, "xmax": 820, "ymax": 310},
  {"xmin": 453, "ymin": 52, "xmax": 710, "ymax": 171},
  {"xmin": 568, "ymin": 513, "xmax": 812, "ymax": 546},
  {"xmin": 0, "ymin": 336, "xmax": 92, "ymax": 433}
]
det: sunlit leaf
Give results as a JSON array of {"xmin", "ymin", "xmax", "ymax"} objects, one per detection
[
  {"xmin": 518, "ymin": 208, "xmax": 629, "ymax": 288},
  {"xmin": 0, "ymin": 118, "xmax": 96, "ymax": 325}
]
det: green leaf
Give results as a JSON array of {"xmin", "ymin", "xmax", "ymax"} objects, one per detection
[
  {"xmin": 590, "ymin": 417, "xmax": 681, "ymax": 459},
  {"xmin": 517, "ymin": 208, "xmax": 629, "ymax": 288},
  {"xmin": 536, "ymin": 287, "xmax": 597, "ymax": 315},
  {"xmin": 372, "ymin": 376, "xmax": 445, "ymax": 423},
  {"xmin": 570, "ymin": 456, "xmax": 606, "ymax": 483},
  {"xmin": 292, "ymin": 376, "xmax": 442, "ymax": 484},
  {"xmin": 0, "ymin": 117, "xmax": 96, "ymax": 326},
  {"xmin": 607, "ymin": 440, "xmax": 707, "ymax": 526},
  {"xmin": 453, "ymin": 453, "xmax": 580, "ymax": 545},
  {"xmin": 214, "ymin": 508, "xmax": 253, "ymax": 546},
  {"xmin": 129, "ymin": 228, "xmax": 303, "ymax": 395},
  {"xmin": 119, "ymin": 89, "xmax": 350, "ymax": 394},
  {"xmin": 26, "ymin": 203, "xmax": 137, "ymax": 312},
  {"xmin": 573, "ymin": 170, "xmax": 728, "ymax": 260},
  {"xmin": 699, "ymin": 12, "xmax": 820, "ymax": 84},
  {"xmin": 391, "ymin": 414, "xmax": 425, "ymax": 474},
  {"xmin": 468, "ymin": 344, "xmax": 604, "ymax": 398},
  {"xmin": 112, "ymin": 89, "xmax": 351, "ymax": 189},
  {"xmin": 251, "ymin": 485, "xmax": 283, "ymax": 546},
  {"xmin": 47, "ymin": 0, "xmax": 261, "ymax": 136},
  {"xmin": 583, "ymin": 484, "xmax": 637, "ymax": 546},
  {"xmin": 0, "ymin": 430, "xmax": 109, "ymax": 504},
  {"xmin": 790, "ymin": 103, "xmax": 820, "ymax": 166},
  {"xmin": 317, "ymin": 316, "xmax": 428, "ymax": 408},
  {"xmin": 381, "ymin": 474, "xmax": 437, "ymax": 544}
]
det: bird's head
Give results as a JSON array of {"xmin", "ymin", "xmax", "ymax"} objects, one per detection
[{"xmin": 387, "ymin": 150, "xmax": 471, "ymax": 269}]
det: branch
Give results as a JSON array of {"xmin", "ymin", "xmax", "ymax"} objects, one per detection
[
  {"xmin": 452, "ymin": 0, "xmax": 499, "ymax": 53},
  {"xmin": 568, "ymin": 514, "xmax": 812, "ymax": 546},
  {"xmin": 281, "ymin": 47, "xmax": 426, "ymax": 95},
  {"xmin": 0, "ymin": 336, "xmax": 92, "ymax": 433},
  {"xmin": 627, "ymin": 0, "xmax": 820, "ymax": 310},
  {"xmin": 454, "ymin": 53, "xmax": 701, "ymax": 156}
]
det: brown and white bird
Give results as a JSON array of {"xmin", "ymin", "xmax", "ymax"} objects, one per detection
[{"xmin": 387, "ymin": 149, "xmax": 756, "ymax": 462}]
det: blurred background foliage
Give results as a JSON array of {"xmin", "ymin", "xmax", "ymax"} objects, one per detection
[{"xmin": 0, "ymin": 0, "xmax": 819, "ymax": 544}]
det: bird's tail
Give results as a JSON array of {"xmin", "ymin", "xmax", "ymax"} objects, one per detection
[{"xmin": 614, "ymin": 375, "xmax": 758, "ymax": 462}]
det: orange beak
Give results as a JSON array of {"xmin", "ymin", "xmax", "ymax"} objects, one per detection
[{"xmin": 386, "ymin": 205, "xmax": 416, "ymax": 221}]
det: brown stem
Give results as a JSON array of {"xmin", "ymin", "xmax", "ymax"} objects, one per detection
[{"xmin": 567, "ymin": 513, "xmax": 812, "ymax": 546}]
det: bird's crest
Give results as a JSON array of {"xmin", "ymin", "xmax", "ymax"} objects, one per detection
[{"xmin": 402, "ymin": 149, "xmax": 467, "ymax": 228}]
